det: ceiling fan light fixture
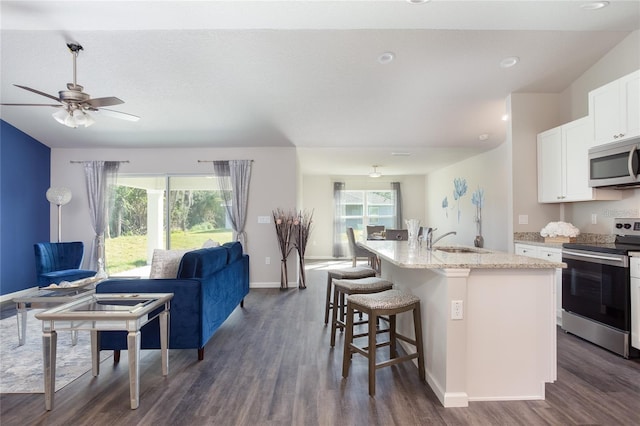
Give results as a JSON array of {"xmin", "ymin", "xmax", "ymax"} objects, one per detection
[
  {"xmin": 52, "ymin": 107, "xmax": 95, "ymax": 128},
  {"xmin": 52, "ymin": 108, "xmax": 69, "ymax": 125},
  {"xmin": 369, "ymin": 166, "xmax": 382, "ymax": 178}
]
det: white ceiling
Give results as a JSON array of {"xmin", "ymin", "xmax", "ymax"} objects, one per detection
[{"xmin": 1, "ymin": 1, "xmax": 639, "ymax": 176}]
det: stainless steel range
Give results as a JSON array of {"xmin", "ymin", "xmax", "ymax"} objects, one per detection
[{"xmin": 561, "ymin": 218, "xmax": 640, "ymax": 358}]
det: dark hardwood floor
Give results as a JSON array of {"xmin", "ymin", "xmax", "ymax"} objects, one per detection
[{"xmin": 1, "ymin": 261, "xmax": 639, "ymax": 425}]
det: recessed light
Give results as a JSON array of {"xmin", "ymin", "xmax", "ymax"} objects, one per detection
[
  {"xmin": 580, "ymin": 1, "xmax": 609, "ymax": 10},
  {"xmin": 391, "ymin": 152, "xmax": 411, "ymax": 156},
  {"xmin": 478, "ymin": 134, "xmax": 489, "ymax": 141},
  {"xmin": 499, "ymin": 56, "xmax": 520, "ymax": 68},
  {"xmin": 378, "ymin": 52, "xmax": 395, "ymax": 64},
  {"xmin": 407, "ymin": 0, "xmax": 431, "ymax": 4}
]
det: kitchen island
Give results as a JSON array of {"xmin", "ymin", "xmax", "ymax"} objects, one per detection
[{"xmin": 359, "ymin": 240, "xmax": 565, "ymax": 408}]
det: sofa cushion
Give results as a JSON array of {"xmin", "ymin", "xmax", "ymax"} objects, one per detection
[
  {"xmin": 223, "ymin": 241, "xmax": 243, "ymax": 263},
  {"xmin": 177, "ymin": 246, "xmax": 228, "ymax": 279},
  {"xmin": 149, "ymin": 249, "xmax": 190, "ymax": 278}
]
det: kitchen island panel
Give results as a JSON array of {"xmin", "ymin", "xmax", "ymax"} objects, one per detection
[{"xmin": 381, "ymin": 260, "xmax": 556, "ymax": 407}]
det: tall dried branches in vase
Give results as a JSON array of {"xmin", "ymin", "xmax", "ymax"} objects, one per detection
[
  {"xmin": 273, "ymin": 209, "xmax": 295, "ymax": 290},
  {"xmin": 293, "ymin": 210, "xmax": 313, "ymax": 289}
]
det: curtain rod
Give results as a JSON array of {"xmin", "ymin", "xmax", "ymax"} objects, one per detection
[
  {"xmin": 197, "ymin": 160, "xmax": 254, "ymax": 163},
  {"xmin": 70, "ymin": 160, "xmax": 130, "ymax": 164}
]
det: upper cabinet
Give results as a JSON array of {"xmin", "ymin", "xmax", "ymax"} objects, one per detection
[
  {"xmin": 589, "ymin": 70, "xmax": 640, "ymax": 146},
  {"xmin": 537, "ymin": 116, "xmax": 621, "ymax": 203}
]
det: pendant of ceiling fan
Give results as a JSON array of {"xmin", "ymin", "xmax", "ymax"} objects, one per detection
[{"xmin": 0, "ymin": 42, "xmax": 140, "ymax": 127}]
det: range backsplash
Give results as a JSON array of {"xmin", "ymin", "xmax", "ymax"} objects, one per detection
[{"xmin": 514, "ymin": 232, "xmax": 616, "ymax": 244}]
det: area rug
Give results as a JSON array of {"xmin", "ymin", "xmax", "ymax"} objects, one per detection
[{"xmin": 0, "ymin": 310, "xmax": 111, "ymax": 393}]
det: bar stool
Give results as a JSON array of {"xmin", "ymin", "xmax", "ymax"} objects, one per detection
[
  {"xmin": 324, "ymin": 266, "xmax": 376, "ymax": 325},
  {"xmin": 342, "ymin": 289, "xmax": 425, "ymax": 397},
  {"xmin": 330, "ymin": 277, "xmax": 393, "ymax": 347}
]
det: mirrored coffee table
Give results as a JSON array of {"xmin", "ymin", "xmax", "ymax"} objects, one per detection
[
  {"xmin": 35, "ymin": 292, "xmax": 173, "ymax": 410},
  {"xmin": 13, "ymin": 284, "xmax": 97, "ymax": 346}
]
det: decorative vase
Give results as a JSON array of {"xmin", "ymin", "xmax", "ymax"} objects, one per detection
[
  {"xmin": 405, "ymin": 219, "xmax": 421, "ymax": 249},
  {"xmin": 474, "ymin": 211, "xmax": 484, "ymax": 248},
  {"xmin": 298, "ymin": 257, "xmax": 307, "ymax": 289},
  {"xmin": 280, "ymin": 259, "xmax": 288, "ymax": 290}
]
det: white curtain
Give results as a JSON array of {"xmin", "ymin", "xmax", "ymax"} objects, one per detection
[
  {"xmin": 213, "ymin": 160, "xmax": 252, "ymax": 250},
  {"xmin": 391, "ymin": 182, "xmax": 403, "ymax": 228},
  {"xmin": 332, "ymin": 181, "xmax": 346, "ymax": 257},
  {"xmin": 83, "ymin": 161, "xmax": 120, "ymax": 273}
]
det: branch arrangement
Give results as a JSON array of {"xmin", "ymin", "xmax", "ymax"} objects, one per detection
[{"xmin": 272, "ymin": 208, "xmax": 314, "ymax": 289}]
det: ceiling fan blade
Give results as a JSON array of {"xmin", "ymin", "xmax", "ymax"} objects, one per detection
[
  {"xmin": 84, "ymin": 97, "xmax": 124, "ymax": 108},
  {"xmin": 96, "ymin": 108, "xmax": 140, "ymax": 122},
  {"xmin": 14, "ymin": 84, "xmax": 61, "ymax": 103},
  {"xmin": 0, "ymin": 103, "xmax": 61, "ymax": 107}
]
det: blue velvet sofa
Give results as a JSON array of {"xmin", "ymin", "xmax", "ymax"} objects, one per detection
[
  {"xmin": 96, "ymin": 241, "xmax": 250, "ymax": 360},
  {"xmin": 34, "ymin": 242, "xmax": 96, "ymax": 286}
]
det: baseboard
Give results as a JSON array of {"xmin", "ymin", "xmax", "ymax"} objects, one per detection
[{"xmin": 250, "ymin": 282, "xmax": 296, "ymax": 289}]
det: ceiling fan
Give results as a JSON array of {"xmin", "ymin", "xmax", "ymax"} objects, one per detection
[{"xmin": 0, "ymin": 43, "xmax": 140, "ymax": 128}]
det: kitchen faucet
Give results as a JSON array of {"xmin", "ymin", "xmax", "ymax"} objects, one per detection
[{"xmin": 424, "ymin": 228, "xmax": 457, "ymax": 250}]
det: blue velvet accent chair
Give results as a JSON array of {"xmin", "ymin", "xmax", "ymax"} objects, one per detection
[{"xmin": 34, "ymin": 242, "xmax": 96, "ymax": 286}]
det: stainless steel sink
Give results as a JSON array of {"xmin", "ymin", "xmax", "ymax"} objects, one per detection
[{"xmin": 435, "ymin": 247, "xmax": 485, "ymax": 254}]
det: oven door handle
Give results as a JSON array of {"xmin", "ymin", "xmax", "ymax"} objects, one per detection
[{"xmin": 562, "ymin": 249, "xmax": 628, "ymax": 266}]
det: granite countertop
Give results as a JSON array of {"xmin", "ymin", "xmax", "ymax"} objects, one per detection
[{"xmin": 359, "ymin": 240, "xmax": 565, "ymax": 270}]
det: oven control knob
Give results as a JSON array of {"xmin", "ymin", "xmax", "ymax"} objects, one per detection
[
  {"xmin": 624, "ymin": 223, "xmax": 632, "ymax": 229},
  {"xmin": 616, "ymin": 223, "xmax": 624, "ymax": 229}
]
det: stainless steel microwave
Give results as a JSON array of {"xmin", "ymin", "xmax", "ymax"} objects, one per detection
[{"xmin": 588, "ymin": 137, "xmax": 640, "ymax": 188}]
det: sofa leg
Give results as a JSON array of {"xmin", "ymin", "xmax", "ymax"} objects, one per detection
[
  {"xmin": 198, "ymin": 348, "xmax": 204, "ymax": 361},
  {"xmin": 114, "ymin": 350, "xmax": 121, "ymax": 363},
  {"xmin": 241, "ymin": 298, "xmax": 244, "ymax": 308}
]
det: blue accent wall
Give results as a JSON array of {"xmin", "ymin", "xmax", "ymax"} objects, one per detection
[{"xmin": 0, "ymin": 120, "xmax": 50, "ymax": 295}]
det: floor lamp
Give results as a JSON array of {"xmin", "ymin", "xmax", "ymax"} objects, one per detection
[{"xmin": 46, "ymin": 187, "xmax": 72, "ymax": 242}]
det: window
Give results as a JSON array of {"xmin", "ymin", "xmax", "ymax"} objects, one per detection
[
  {"xmin": 105, "ymin": 175, "xmax": 233, "ymax": 276},
  {"xmin": 341, "ymin": 190, "xmax": 396, "ymax": 241}
]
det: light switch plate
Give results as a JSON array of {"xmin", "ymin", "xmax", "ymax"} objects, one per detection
[
  {"xmin": 258, "ymin": 216, "xmax": 270, "ymax": 224},
  {"xmin": 518, "ymin": 215, "xmax": 529, "ymax": 225}
]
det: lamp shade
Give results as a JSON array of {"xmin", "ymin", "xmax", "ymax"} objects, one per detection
[{"xmin": 46, "ymin": 187, "xmax": 72, "ymax": 206}]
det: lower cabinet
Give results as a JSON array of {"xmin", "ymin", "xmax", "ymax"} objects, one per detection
[{"xmin": 515, "ymin": 243, "xmax": 563, "ymax": 325}]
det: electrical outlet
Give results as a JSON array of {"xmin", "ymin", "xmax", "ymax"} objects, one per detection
[
  {"xmin": 518, "ymin": 215, "xmax": 529, "ymax": 225},
  {"xmin": 451, "ymin": 300, "xmax": 463, "ymax": 320},
  {"xmin": 265, "ymin": 257, "xmax": 271, "ymax": 265},
  {"xmin": 258, "ymin": 216, "xmax": 270, "ymax": 224}
]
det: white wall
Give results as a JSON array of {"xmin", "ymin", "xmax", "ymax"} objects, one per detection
[
  {"xmin": 50, "ymin": 146, "xmax": 297, "ymax": 287},
  {"xmin": 561, "ymin": 31, "xmax": 640, "ymax": 122},
  {"xmin": 425, "ymin": 143, "xmax": 510, "ymax": 251},
  {"xmin": 301, "ymin": 174, "xmax": 425, "ymax": 258},
  {"xmin": 560, "ymin": 30, "xmax": 640, "ymax": 233},
  {"xmin": 510, "ymin": 93, "xmax": 564, "ymax": 234}
]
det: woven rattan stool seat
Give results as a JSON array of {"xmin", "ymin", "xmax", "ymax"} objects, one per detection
[
  {"xmin": 333, "ymin": 277, "xmax": 393, "ymax": 293},
  {"xmin": 324, "ymin": 267, "xmax": 376, "ymax": 325},
  {"xmin": 348, "ymin": 289, "xmax": 420, "ymax": 311}
]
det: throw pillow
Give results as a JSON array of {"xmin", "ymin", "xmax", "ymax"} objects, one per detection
[
  {"xmin": 201, "ymin": 239, "xmax": 220, "ymax": 248},
  {"xmin": 149, "ymin": 249, "xmax": 191, "ymax": 278}
]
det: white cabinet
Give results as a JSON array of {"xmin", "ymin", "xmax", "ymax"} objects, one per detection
[
  {"xmin": 537, "ymin": 117, "xmax": 621, "ymax": 203},
  {"xmin": 589, "ymin": 70, "xmax": 640, "ymax": 146},
  {"xmin": 631, "ymin": 257, "xmax": 640, "ymax": 350},
  {"xmin": 515, "ymin": 243, "xmax": 563, "ymax": 325}
]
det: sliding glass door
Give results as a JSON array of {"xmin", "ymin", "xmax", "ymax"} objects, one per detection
[{"xmin": 105, "ymin": 175, "xmax": 232, "ymax": 276}]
